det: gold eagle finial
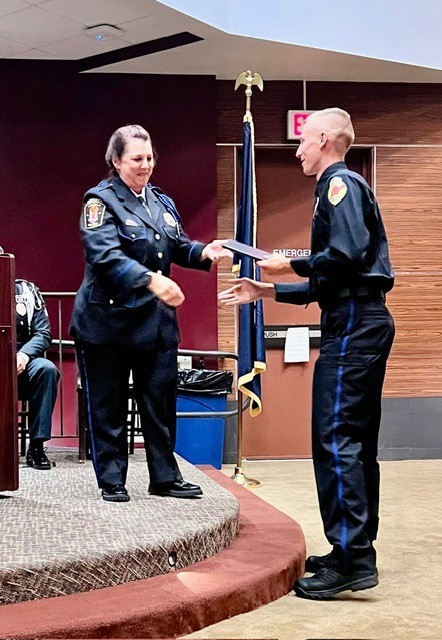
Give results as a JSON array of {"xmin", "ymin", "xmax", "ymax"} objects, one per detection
[{"xmin": 235, "ymin": 70, "xmax": 264, "ymax": 113}]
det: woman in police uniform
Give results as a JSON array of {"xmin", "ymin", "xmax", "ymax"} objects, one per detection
[{"xmin": 71, "ymin": 124, "xmax": 229, "ymax": 502}]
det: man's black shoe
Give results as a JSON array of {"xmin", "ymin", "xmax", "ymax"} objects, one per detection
[
  {"xmin": 148, "ymin": 479, "xmax": 203, "ymax": 498},
  {"xmin": 305, "ymin": 552, "xmax": 379, "ymax": 576},
  {"xmin": 26, "ymin": 446, "xmax": 51, "ymax": 470},
  {"xmin": 293, "ymin": 567, "xmax": 379, "ymax": 600},
  {"xmin": 305, "ymin": 551, "xmax": 337, "ymax": 573},
  {"xmin": 101, "ymin": 485, "xmax": 130, "ymax": 502}
]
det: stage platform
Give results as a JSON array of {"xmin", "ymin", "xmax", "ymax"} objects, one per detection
[
  {"xmin": 0, "ymin": 453, "xmax": 305, "ymax": 639},
  {"xmin": 0, "ymin": 451, "xmax": 239, "ymax": 605}
]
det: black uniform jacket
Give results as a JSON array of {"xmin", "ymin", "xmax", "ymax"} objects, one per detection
[
  {"xmin": 15, "ymin": 279, "xmax": 52, "ymax": 358},
  {"xmin": 275, "ymin": 162, "xmax": 394, "ymax": 306},
  {"xmin": 70, "ymin": 177, "xmax": 212, "ymax": 348}
]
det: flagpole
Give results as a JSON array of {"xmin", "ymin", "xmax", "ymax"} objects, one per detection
[{"xmin": 231, "ymin": 70, "xmax": 264, "ymax": 489}]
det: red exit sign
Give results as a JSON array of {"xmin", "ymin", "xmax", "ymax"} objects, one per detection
[{"xmin": 287, "ymin": 110, "xmax": 314, "ymax": 139}]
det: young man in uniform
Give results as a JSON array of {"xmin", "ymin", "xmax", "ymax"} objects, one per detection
[{"xmin": 219, "ymin": 108, "xmax": 395, "ymax": 599}]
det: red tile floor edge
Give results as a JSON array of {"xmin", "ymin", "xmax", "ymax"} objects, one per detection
[{"xmin": 0, "ymin": 467, "xmax": 305, "ymax": 639}]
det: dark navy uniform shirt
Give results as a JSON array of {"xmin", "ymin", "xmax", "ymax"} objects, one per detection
[
  {"xmin": 275, "ymin": 161, "xmax": 394, "ymax": 306},
  {"xmin": 15, "ymin": 279, "xmax": 52, "ymax": 358},
  {"xmin": 70, "ymin": 176, "xmax": 212, "ymax": 348}
]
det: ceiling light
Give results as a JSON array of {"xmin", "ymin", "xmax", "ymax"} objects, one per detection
[{"xmin": 85, "ymin": 25, "xmax": 123, "ymax": 42}]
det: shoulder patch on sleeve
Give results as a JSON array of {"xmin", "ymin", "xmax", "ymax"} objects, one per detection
[
  {"xmin": 83, "ymin": 198, "xmax": 106, "ymax": 229},
  {"xmin": 327, "ymin": 176, "xmax": 348, "ymax": 206}
]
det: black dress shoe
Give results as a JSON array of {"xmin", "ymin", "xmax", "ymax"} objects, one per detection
[
  {"xmin": 101, "ymin": 485, "xmax": 130, "ymax": 502},
  {"xmin": 293, "ymin": 567, "xmax": 379, "ymax": 600},
  {"xmin": 26, "ymin": 446, "xmax": 51, "ymax": 470},
  {"xmin": 305, "ymin": 551, "xmax": 379, "ymax": 576},
  {"xmin": 305, "ymin": 551, "xmax": 337, "ymax": 573},
  {"xmin": 148, "ymin": 479, "xmax": 203, "ymax": 498}
]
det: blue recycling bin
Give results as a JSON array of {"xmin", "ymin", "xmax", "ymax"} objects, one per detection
[{"xmin": 175, "ymin": 393, "xmax": 227, "ymax": 469}]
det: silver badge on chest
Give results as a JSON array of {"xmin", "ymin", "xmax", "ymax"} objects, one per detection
[
  {"xmin": 163, "ymin": 211, "xmax": 176, "ymax": 227},
  {"xmin": 16, "ymin": 299, "xmax": 27, "ymax": 316}
]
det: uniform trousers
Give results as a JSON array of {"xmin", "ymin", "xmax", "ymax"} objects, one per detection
[
  {"xmin": 312, "ymin": 295, "xmax": 395, "ymax": 573},
  {"xmin": 17, "ymin": 357, "xmax": 60, "ymax": 442},
  {"xmin": 76, "ymin": 342, "xmax": 182, "ymax": 490}
]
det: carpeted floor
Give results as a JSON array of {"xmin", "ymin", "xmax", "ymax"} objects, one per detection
[
  {"xmin": 0, "ymin": 465, "xmax": 304, "ymax": 639},
  {"xmin": 0, "ymin": 452, "xmax": 239, "ymax": 604},
  {"xmin": 182, "ymin": 459, "xmax": 442, "ymax": 640}
]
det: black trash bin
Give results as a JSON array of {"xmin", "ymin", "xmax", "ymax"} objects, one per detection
[{"xmin": 175, "ymin": 369, "xmax": 233, "ymax": 469}]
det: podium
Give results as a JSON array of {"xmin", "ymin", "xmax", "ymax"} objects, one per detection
[{"xmin": 0, "ymin": 254, "xmax": 18, "ymax": 491}]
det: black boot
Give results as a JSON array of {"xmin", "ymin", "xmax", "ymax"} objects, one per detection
[
  {"xmin": 305, "ymin": 551, "xmax": 338, "ymax": 573},
  {"xmin": 26, "ymin": 440, "xmax": 51, "ymax": 470},
  {"xmin": 293, "ymin": 567, "xmax": 379, "ymax": 600}
]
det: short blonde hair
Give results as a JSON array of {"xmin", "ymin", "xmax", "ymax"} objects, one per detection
[{"xmin": 309, "ymin": 108, "xmax": 355, "ymax": 153}]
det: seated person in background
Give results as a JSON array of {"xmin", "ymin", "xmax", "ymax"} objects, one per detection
[{"xmin": 16, "ymin": 279, "xmax": 60, "ymax": 470}]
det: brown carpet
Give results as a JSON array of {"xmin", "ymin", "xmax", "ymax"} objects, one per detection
[
  {"xmin": 0, "ymin": 453, "xmax": 239, "ymax": 606},
  {"xmin": 0, "ymin": 467, "xmax": 305, "ymax": 639}
]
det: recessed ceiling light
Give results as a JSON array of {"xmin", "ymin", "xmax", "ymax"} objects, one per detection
[{"xmin": 85, "ymin": 24, "xmax": 123, "ymax": 42}]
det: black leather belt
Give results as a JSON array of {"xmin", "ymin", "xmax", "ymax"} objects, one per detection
[{"xmin": 337, "ymin": 286, "xmax": 385, "ymax": 301}]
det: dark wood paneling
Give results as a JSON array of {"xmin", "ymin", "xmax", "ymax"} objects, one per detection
[
  {"xmin": 307, "ymin": 82, "xmax": 442, "ymax": 145},
  {"xmin": 218, "ymin": 81, "xmax": 442, "ymax": 146},
  {"xmin": 217, "ymin": 80, "xmax": 304, "ymax": 144}
]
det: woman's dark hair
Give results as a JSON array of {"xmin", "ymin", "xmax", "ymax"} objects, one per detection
[{"xmin": 105, "ymin": 125, "xmax": 153, "ymax": 177}]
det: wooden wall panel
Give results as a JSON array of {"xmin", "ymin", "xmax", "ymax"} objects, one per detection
[
  {"xmin": 218, "ymin": 81, "xmax": 442, "ymax": 145},
  {"xmin": 217, "ymin": 80, "xmax": 304, "ymax": 144},
  {"xmin": 384, "ymin": 277, "xmax": 442, "ymax": 397},
  {"xmin": 217, "ymin": 80, "xmax": 442, "ymax": 402},
  {"xmin": 376, "ymin": 147, "xmax": 442, "ymax": 272},
  {"xmin": 307, "ymin": 83, "xmax": 442, "ymax": 145},
  {"xmin": 376, "ymin": 147, "xmax": 442, "ymax": 397}
]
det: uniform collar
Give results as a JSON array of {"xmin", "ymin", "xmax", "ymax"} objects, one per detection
[
  {"xmin": 318, "ymin": 161, "xmax": 348, "ymax": 185},
  {"xmin": 130, "ymin": 186, "xmax": 147, "ymax": 201},
  {"xmin": 111, "ymin": 177, "xmax": 162, "ymax": 232}
]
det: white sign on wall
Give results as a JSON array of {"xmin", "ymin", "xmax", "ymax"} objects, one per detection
[
  {"xmin": 284, "ymin": 327, "xmax": 310, "ymax": 363},
  {"xmin": 287, "ymin": 110, "xmax": 314, "ymax": 139},
  {"xmin": 273, "ymin": 248, "xmax": 311, "ymax": 258}
]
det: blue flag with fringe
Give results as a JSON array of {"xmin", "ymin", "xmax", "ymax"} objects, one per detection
[{"xmin": 234, "ymin": 114, "xmax": 266, "ymax": 416}]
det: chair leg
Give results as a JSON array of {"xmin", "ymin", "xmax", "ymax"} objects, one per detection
[
  {"xmin": 20, "ymin": 427, "xmax": 27, "ymax": 457},
  {"xmin": 18, "ymin": 401, "xmax": 29, "ymax": 457},
  {"xmin": 128, "ymin": 409, "xmax": 135, "ymax": 455}
]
